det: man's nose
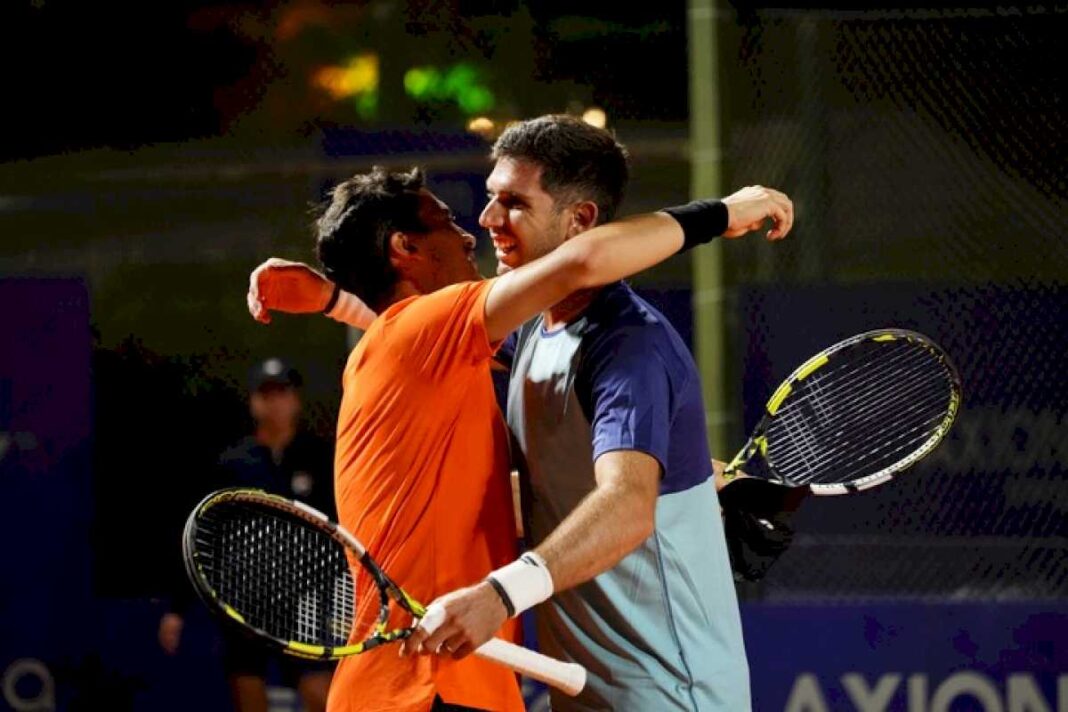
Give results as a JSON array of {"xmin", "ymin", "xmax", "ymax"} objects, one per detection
[{"xmin": 479, "ymin": 200, "xmax": 501, "ymax": 228}]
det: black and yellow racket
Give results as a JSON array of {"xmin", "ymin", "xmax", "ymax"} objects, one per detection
[
  {"xmin": 723, "ymin": 328, "xmax": 961, "ymax": 495},
  {"xmin": 182, "ymin": 488, "xmax": 586, "ymax": 695}
]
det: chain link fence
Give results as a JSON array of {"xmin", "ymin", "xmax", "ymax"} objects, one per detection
[{"xmin": 717, "ymin": 7, "xmax": 1068, "ymax": 601}]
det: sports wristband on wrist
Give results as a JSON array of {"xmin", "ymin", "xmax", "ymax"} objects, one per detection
[
  {"xmin": 322, "ymin": 283, "xmax": 341, "ymax": 314},
  {"xmin": 485, "ymin": 551, "xmax": 554, "ymax": 619},
  {"xmin": 662, "ymin": 199, "xmax": 729, "ymax": 253},
  {"xmin": 484, "ymin": 575, "xmax": 516, "ymax": 618},
  {"xmin": 325, "ymin": 290, "xmax": 378, "ymax": 329}
]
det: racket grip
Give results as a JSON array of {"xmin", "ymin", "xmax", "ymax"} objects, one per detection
[
  {"xmin": 475, "ymin": 638, "xmax": 587, "ymax": 697},
  {"xmin": 420, "ymin": 603, "xmax": 587, "ymax": 696}
]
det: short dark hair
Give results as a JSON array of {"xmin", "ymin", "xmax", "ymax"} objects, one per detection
[
  {"xmin": 314, "ymin": 166, "xmax": 427, "ymax": 311},
  {"xmin": 491, "ymin": 115, "xmax": 630, "ymax": 225}
]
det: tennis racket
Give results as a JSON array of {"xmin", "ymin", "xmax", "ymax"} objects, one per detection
[
  {"xmin": 182, "ymin": 488, "xmax": 586, "ymax": 696},
  {"xmin": 723, "ymin": 328, "xmax": 961, "ymax": 495}
]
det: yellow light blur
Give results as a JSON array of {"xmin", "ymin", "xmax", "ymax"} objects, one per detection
[
  {"xmin": 313, "ymin": 54, "xmax": 379, "ymax": 100},
  {"xmin": 467, "ymin": 116, "xmax": 495, "ymax": 136},
  {"xmin": 581, "ymin": 107, "xmax": 607, "ymax": 129}
]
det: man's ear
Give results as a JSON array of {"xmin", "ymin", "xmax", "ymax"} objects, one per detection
[
  {"xmin": 386, "ymin": 231, "xmax": 419, "ymax": 268},
  {"xmin": 568, "ymin": 201, "xmax": 600, "ymax": 237},
  {"xmin": 388, "ymin": 230, "xmax": 420, "ymax": 255}
]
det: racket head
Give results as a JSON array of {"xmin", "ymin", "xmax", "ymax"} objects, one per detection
[
  {"xmin": 750, "ymin": 329, "xmax": 961, "ymax": 495},
  {"xmin": 182, "ymin": 488, "xmax": 419, "ymax": 660}
]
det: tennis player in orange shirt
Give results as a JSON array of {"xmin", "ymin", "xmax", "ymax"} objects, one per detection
[{"xmin": 248, "ymin": 166, "xmax": 791, "ymax": 712}]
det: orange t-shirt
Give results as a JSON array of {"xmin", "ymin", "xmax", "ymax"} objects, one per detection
[{"xmin": 326, "ymin": 280, "xmax": 523, "ymax": 712}]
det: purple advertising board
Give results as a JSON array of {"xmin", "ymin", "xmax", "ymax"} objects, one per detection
[{"xmin": 743, "ymin": 603, "xmax": 1068, "ymax": 712}]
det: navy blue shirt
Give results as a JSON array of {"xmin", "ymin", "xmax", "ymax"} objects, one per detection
[{"xmin": 500, "ymin": 281, "xmax": 712, "ymax": 494}]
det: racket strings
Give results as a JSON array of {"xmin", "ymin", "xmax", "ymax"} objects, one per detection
[
  {"xmin": 788, "ymin": 341, "xmax": 937, "ymax": 411},
  {"xmin": 765, "ymin": 343, "xmax": 937, "ymax": 468},
  {"xmin": 772, "ymin": 345, "xmax": 942, "ymax": 451},
  {"xmin": 772, "ymin": 392, "xmax": 949, "ymax": 485},
  {"xmin": 790, "ymin": 358, "xmax": 951, "ymax": 447},
  {"xmin": 774, "ymin": 342, "xmax": 947, "ymax": 434},
  {"xmin": 771, "ymin": 402, "xmax": 943, "ymax": 486},
  {"xmin": 770, "ymin": 387, "xmax": 950, "ymax": 484},
  {"xmin": 770, "ymin": 368, "xmax": 951, "ymax": 482},
  {"xmin": 766, "ymin": 343, "xmax": 955, "ymax": 485},
  {"xmin": 195, "ymin": 503, "xmax": 356, "ymax": 647}
]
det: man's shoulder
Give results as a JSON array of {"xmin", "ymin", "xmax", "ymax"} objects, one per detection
[
  {"xmin": 370, "ymin": 280, "xmax": 493, "ymax": 340},
  {"xmin": 586, "ymin": 283, "xmax": 678, "ymax": 336},
  {"xmin": 582, "ymin": 284, "xmax": 694, "ymax": 371},
  {"xmin": 393, "ymin": 280, "xmax": 490, "ymax": 314}
]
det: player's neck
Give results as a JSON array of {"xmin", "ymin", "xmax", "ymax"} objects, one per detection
[
  {"xmin": 380, "ymin": 280, "xmax": 421, "ymax": 310},
  {"xmin": 543, "ymin": 288, "xmax": 598, "ymax": 330}
]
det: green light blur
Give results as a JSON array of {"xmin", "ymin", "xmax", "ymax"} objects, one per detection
[
  {"xmin": 403, "ymin": 62, "xmax": 495, "ymax": 114},
  {"xmin": 355, "ymin": 91, "xmax": 378, "ymax": 119}
]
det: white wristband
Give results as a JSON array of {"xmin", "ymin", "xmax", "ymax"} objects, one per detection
[
  {"xmin": 487, "ymin": 552, "xmax": 554, "ymax": 618},
  {"xmin": 325, "ymin": 290, "xmax": 377, "ymax": 329}
]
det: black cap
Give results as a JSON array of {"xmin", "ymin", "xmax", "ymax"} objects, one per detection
[{"xmin": 249, "ymin": 357, "xmax": 303, "ymax": 392}]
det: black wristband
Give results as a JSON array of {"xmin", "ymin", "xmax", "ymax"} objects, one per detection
[
  {"xmin": 662, "ymin": 199, "xmax": 729, "ymax": 253},
  {"xmin": 322, "ymin": 282, "xmax": 342, "ymax": 314},
  {"xmin": 484, "ymin": 575, "xmax": 516, "ymax": 618}
]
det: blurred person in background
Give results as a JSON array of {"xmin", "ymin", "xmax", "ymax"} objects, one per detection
[{"xmin": 158, "ymin": 357, "xmax": 335, "ymax": 712}]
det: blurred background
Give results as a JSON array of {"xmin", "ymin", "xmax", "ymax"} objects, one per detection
[{"xmin": 1, "ymin": 1, "xmax": 1065, "ymax": 710}]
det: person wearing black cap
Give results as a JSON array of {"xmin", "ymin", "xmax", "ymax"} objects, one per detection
[
  {"xmin": 219, "ymin": 358, "xmax": 336, "ymax": 516},
  {"xmin": 158, "ymin": 358, "xmax": 335, "ymax": 712}
]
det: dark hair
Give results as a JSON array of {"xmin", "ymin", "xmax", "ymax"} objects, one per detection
[
  {"xmin": 491, "ymin": 115, "xmax": 629, "ymax": 224},
  {"xmin": 314, "ymin": 166, "xmax": 427, "ymax": 311}
]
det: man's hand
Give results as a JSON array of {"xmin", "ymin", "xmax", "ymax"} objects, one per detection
[
  {"xmin": 399, "ymin": 581, "xmax": 509, "ymax": 660},
  {"xmin": 247, "ymin": 258, "xmax": 334, "ymax": 324},
  {"xmin": 158, "ymin": 612, "xmax": 184, "ymax": 655},
  {"xmin": 721, "ymin": 185, "xmax": 794, "ymax": 240},
  {"xmin": 712, "ymin": 458, "xmax": 748, "ymax": 492}
]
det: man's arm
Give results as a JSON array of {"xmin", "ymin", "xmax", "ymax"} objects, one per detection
[
  {"xmin": 401, "ymin": 450, "xmax": 658, "ymax": 659},
  {"xmin": 247, "ymin": 258, "xmax": 377, "ymax": 329},
  {"xmin": 532, "ymin": 451, "xmax": 658, "ymax": 590},
  {"xmin": 246, "ymin": 188, "xmax": 791, "ymax": 335},
  {"xmin": 251, "ymin": 213, "xmax": 693, "ymax": 337},
  {"xmin": 482, "ymin": 186, "xmax": 792, "ymax": 342}
]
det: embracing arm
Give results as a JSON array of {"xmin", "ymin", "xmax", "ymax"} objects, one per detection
[
  {"xmin": 247, "ymin": 258, "xmax": 377, "ymax": 329},
  {"xmin": 483, "ymin": 185, "xmax": 793, "ymax": 342},
  {"xmin": 483, "ymin": 213, "xmax": 682, "ymax": 341},
  {"xmin": 246, "ymin": 187, "xmax": 791, "ymax": 334}
]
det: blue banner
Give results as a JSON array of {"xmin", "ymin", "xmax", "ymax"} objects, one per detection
[{"xmin": 743, "ymin": 603, "xmax": 1068, "ymax": 712}]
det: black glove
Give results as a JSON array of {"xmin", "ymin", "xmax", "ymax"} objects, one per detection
[{"xmin": 719, "ymin": 477, "xmax": 800, "ymax": 582}]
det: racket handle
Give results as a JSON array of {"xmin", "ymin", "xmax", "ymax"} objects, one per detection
[
  {"xmin": 476, "ymin": 638, "xmax": 587, "ymax": 697},
  {"xmin": 420, "ymin": 603, "xmax": 587, "ymax": 696}
]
